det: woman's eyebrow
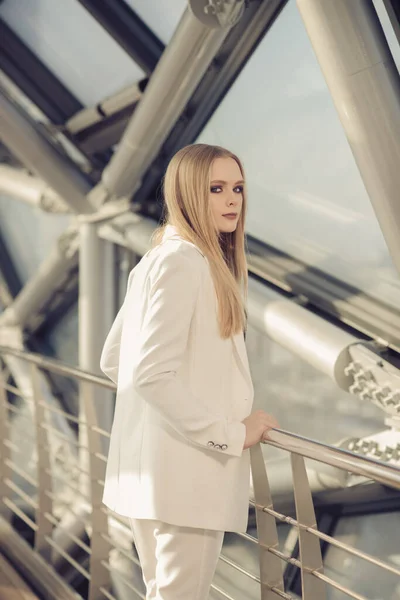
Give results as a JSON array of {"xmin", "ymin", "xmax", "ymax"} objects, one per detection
[{"xmin": 210, "ymin": 179, "xmax": 245, "ymax": 185}]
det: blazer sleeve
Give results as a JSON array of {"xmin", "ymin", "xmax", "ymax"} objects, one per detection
[{"xmin": 130, "ymin": 249, "xmax": 246, "ymax": 458}]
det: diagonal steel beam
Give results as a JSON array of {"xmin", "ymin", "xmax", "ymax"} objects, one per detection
[
  {"xmin": 0, "ymin": 0, "xmax": 245, "ymax": 332},
  {"xmin": 76, "ymin": 0, "xmax": 164, "ymax": 74},
  {"xmin": 297, "ymin": 0, "xmax": 400, "ymax": 279},
  {"xmin": 0, "ymin": 19, "xmax": 82, "ymax": 124},
  {"xmin": 101, "ymin": 0, "xmax": 246, "ymax": 200},
  {"xmin": 0, "ymin": 91, "xmax": 94, "ymax": 214}
]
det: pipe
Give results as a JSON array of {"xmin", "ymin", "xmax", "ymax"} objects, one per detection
[
  {"xmin": 297, "ymin": 0, "xmax": 400, "ymax": 278},
  {"xmin": 0, "ymin": 91, "xmax": 94, "ymax": 214},
  {"xmin": 0, "ymin": 230, "xmax": 79, "ymax": 328},
  {"xmin": 248, "ymin": 277, "xmax": 358, "ymax": 390},
  {"xmin": 0, "ymin": 165, "xmax": 69, "ymax": 213},
  {"xmin": 66, "ymin": 81, "xmax": 144, "ymax": 135},
  {"xmin": 102, "ymin": 0, "xmax": 245, "ymax": 199}
]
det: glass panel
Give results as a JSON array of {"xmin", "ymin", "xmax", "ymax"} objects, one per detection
[
  {"xmin": 0, "ymin": 195, "xmax": 71, "ymax": 285},
  {"xmin": 0, "ymin": 0, "xmax": 145, "ymax": 106},
  {"xmin": 122, "ymin": 0, "xmax": 187, "ymax": 44},
  {"xmin": 197, "ymin": 1, "xmax": 400, "ymax": 311},
  {"xmin": 324, "ymin": 512, "xmax": 400, "ymax": 599},
  {"xmin": 246, "ymin": 321, "xmax": 383, "ymax": 447}
]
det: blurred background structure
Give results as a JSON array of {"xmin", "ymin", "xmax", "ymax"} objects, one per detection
[{"xmin": 0, "ymin": 0, "xmax": 400, "ymax": 598}]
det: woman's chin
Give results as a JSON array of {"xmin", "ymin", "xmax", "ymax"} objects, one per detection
[{"xmin": 218, "ymin": 220, "xmax": 238, "ymax": 233}]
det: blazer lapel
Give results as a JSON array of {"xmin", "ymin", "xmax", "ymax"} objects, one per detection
[{"xmin": 232, "ymin": 331, "xmax": 254, "ymax": 395}]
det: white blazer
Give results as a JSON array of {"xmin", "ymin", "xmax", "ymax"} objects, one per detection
[{"xmin": 100, "ymin": 224, "xmax": 254, "ymax": 532}]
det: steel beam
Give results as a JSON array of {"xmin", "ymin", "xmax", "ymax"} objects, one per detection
[
  {"xmin": 101, "ymin": 0, "xmax": 246, "ymax": 200},
  {"xmin": 297, "ymin": 0, "xmax": 400, "ymax": 279},
  {"xmin": 0, "ymin": 19, "xmax": 82, "ymax": 124},
  {"xmin": 129, "ymin": 0, "xmax": 288, "ymax": 207},
  {"xmin": 0, "ymin": 91, "xmax": 94, "ymax": 214},
  {"xmin": 77, "ymin": 0, "xmax": 164, "ymax": 74},
  {"xmin": 0, "ymin": 165, "xmax": 69, "ymax": 213}
]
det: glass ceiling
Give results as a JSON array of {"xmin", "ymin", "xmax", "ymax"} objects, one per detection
[
  {"xmin": 198, "ymin": 0, "xmax": 400, "ymax": 311},
  {"xmin": 0, "ymin": 0, "xmax": 145, "ymax": 107},
  {"xmin": 122, "ymin": 0, "xmax": 187, "ymax": 44}
]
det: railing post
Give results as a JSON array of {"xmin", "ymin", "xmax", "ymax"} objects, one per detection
[
  {"xmin": 31, "ymin": 364, "xmax": 54, "ymax": 560},
  {"xmin": 290, "ymin": 453, "xmax": 327, "ymax": 599},
  {"xmin": 83, "ymin": 381, "xmax": 111, "ymax": 600},
  {"xmin": 250, "ymin": 443, "xmax": 285, "ymax": 599},
  {"xmin": 0, "ymin": 363, "xmax": 12, "ymax": 522}
]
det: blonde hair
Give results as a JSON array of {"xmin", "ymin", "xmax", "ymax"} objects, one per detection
[{"xmin": 151, "ymin": 143, "xmax": 248, "ymax": 340}]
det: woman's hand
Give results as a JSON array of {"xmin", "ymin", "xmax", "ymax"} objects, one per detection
[{"xmin": 241, "ymin": 410, "xmax": 279, "ymax": 450}]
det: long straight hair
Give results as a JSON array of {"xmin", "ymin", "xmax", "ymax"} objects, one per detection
[{"xmin": 151, "ymin": 143, "xmax": 248, "ymax": 340}]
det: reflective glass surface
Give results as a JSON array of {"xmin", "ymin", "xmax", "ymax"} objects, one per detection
[
  {"xmin": 325, "ymin": 512, "xmax": 400, "ymax": 599},
  {"xmin": 122, "ymin": 0, "xmax": 187, "ymax": 44},
  {"xmin": 198, "ymin": 1, "xmax": 400, "ymax": 311},
  {"xmin": 0, "ymin": 0, "xmax": 145, "ymax": 106},
  {"xmin": 246, "ymin": 322, "xmax": 383, "ymax": 447}
]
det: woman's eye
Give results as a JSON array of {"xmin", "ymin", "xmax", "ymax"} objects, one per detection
[
  {"xmin": 210, "ymin": 186, "xmax": 222, "ymax": 193},
  {"xmin": 234, "ymin": 185, "xmax": 244, "ymax": 194}
]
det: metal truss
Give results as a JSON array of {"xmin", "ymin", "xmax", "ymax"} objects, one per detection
[
  {"xmin": 0, "ymin": 19, "xmax": 82, "ymax": 124},
  {"xmin": 77, "ymin": 0, "xmax": 164, "ymax": 74}
]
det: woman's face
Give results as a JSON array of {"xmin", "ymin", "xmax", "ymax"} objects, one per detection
[{"xmin": 209, "ymin": 157, "xmax": 244, "ymax": 233}]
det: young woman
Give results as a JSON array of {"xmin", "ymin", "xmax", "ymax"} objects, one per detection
[{"xmin": 100, "ymin": 143, "xmax": 278, "ymax": 599}]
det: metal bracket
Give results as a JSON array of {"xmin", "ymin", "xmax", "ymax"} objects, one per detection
[{"xmin": 189, "ymin": 0, "xmax": 246, "ymax": 28}]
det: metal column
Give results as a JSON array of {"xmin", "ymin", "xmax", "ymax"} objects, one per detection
[{"xmin": 297, "ymin": 0, "xmax": 400, "ymax": 276}]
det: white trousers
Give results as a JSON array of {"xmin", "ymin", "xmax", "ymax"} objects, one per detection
[{"xmin": 129, "ymin": 518, "xmax": 225, "ymax": 600}]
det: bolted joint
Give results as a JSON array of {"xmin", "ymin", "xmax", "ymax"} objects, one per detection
[{"xmin": 190, "ymin": 0, "xmax": 246, "ymax": 28}]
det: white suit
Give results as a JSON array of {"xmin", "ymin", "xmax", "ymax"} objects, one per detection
[{"xmin": 100, "ymin": 224, "xmax": 254, "ymax": 533}]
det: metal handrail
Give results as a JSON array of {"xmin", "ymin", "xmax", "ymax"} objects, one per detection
[
  {"xmin": 1, "ymin": 345, "xmax": 400, "ymax": 600},
  {"xmin": 0, "ymin": 345, "xmax": 399, "ymax": 489}
]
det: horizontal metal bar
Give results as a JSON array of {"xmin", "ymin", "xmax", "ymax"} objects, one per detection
[
  {"xmin": 268, "ymin": 546, "xmax": 300, "ymax": 569},
  {"xmin": 264, "ymin": 524, "xmax": 380, "ymax": 600},
  {"xmin": 4, "ymin": 439, "xmax": 23, "ymax": 454},
  {"xmin": 36, "ymin": 400, "xmax": 83, "ymax": 426},
  {"xmin": 44, "ymin": 512, "xmax": 91, "ymax": 554},
  {"xmin": 311, "ymin": 570, "xmax": 367, "ymax": 600},
  {"xmin": 260, "ymin": 504, "xmax": 400, "ymax": 577},
  {"xmin": 262, "ymin": 587, "xmax": 293, "ymax": 600},
  {"xmin": 6, "ymin": 402, "xmax": 34, "ymax": 421},
  {"xmin": 2, "ymin": 497, "xmax": 37, "ymax": 531},
  {"xmin": 0, "ymin": 346, "xmax": 115, "ymax": 389},
  {"xmin": 101, "ymin": 507, "xmax": 131, "ymax": 530},
  {"xmin": 44, "ymin": 492, "xmax": 92, "ymax": 527},
  {"xmin": 100, "ymin": 560, "xmax": 144, "ymax": 597},
  {"xmin": 45, "ymin": 470, "xmax": 89, "ymax": 500},
  {"xmin": 1, "ymin": 382, "xmax": 31, "ymax": 399},
  {"xmin": 2, "ymin": 345, "xmax": 400, "ymax": 492},
  {"xmin": 309, "ymin": 526, "xmax": 400, "ymax": 578},
  {"xmin": 263, "ymin": 429, "xmax": 400, "ymax": 489},
  {"xmin": 4, "ymin": 478, "xmax": 38, "ymax": 509},
  {"xmin": 219, "ymin": 553, "xmax": 260, "ymax": 583},
  {"xmin": 39, "ymin": 423, "xmax": 81, "ymax": 447},
  {"xmin": 235, "ymin": 530, "xmax": 258, "ymax": 545},
  {"xmin": 100, "ymin": 533, "xmax": 140, "ymax": 568},
  {"xmin": 91, "ymin": 425, "xmax": 111, "ymax": 439},
  {"xmin": 100, "ymin": 587, "xmax": 120, "ymax": 600},
  {"xmin": 5, "ymin": 458, "xmax": 37, "ymax": 486},
  {"xmin": 209, "ymin": 584, "xmax": 236, "ymax": 600},
  {"xmin": 93, "ymin": 452, "xmax": 107, "ymax": 463},
  {"xmin": 45, "ymin": 536, "xmax": 91, "ymax": 580}
]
